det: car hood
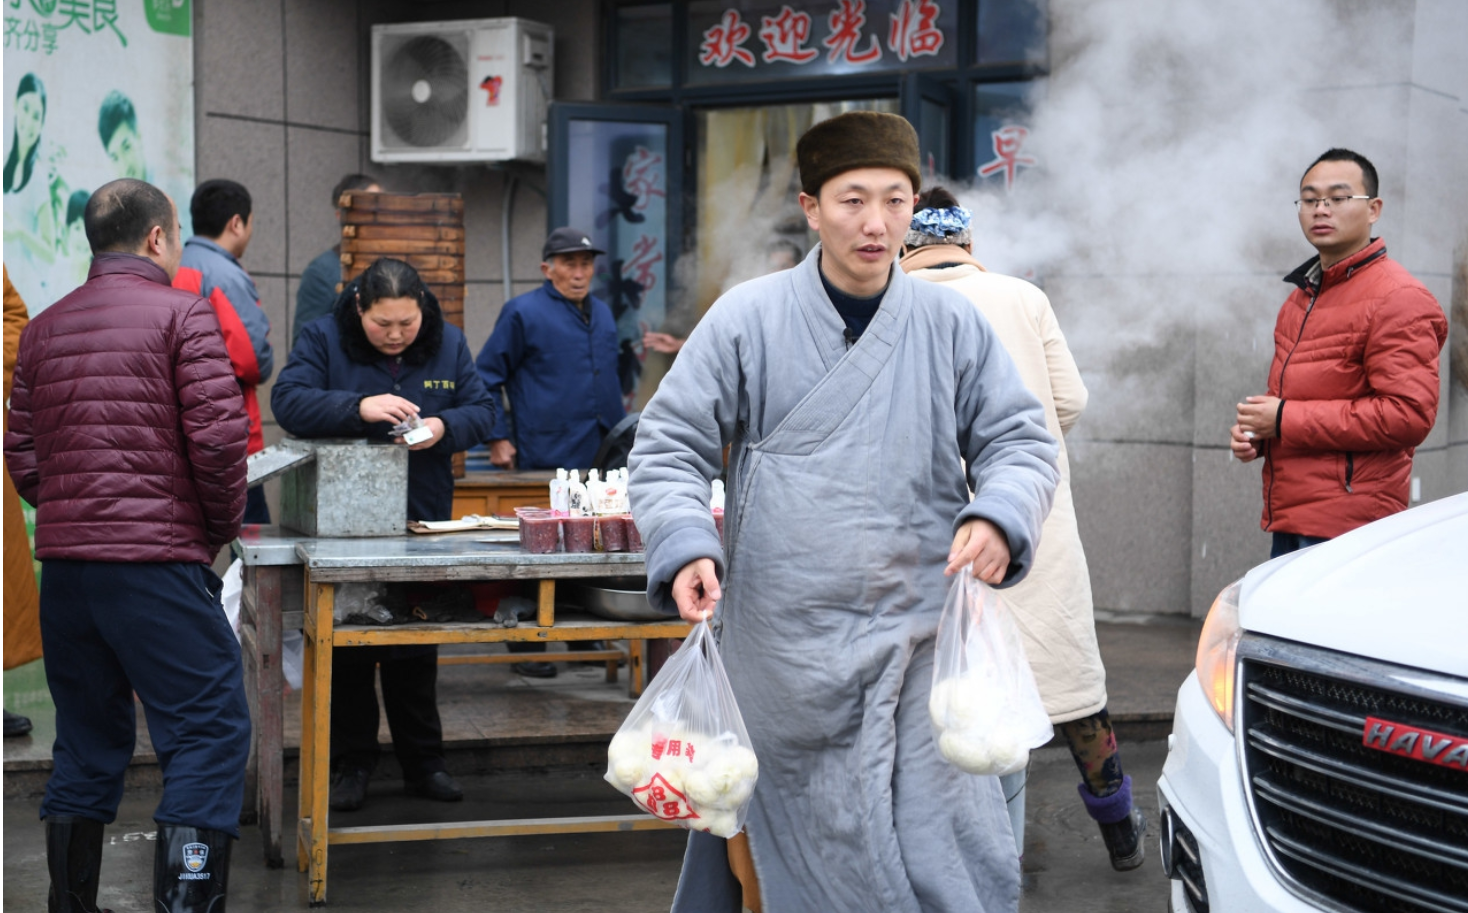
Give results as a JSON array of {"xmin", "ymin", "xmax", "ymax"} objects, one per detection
[{"xmin": 1238, "ymin": 493, "xmax": 1468, "ymax": 679}]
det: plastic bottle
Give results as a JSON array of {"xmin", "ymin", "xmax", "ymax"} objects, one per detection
[
  {"xmin": 710, "ymin": 478, "xmax": 726, "ymax": 544},
  {"xmin": 710, "ymin": 479, "xmax": 726, "ymax": 511},
  {"xmin": 599, "ymin": 470, "xmax": 624, "ymax": 516},
  {"xmin": 586, "ymin": 469, "xmax": 604, "ymax": 513},
  {"xmin": 564, "ymin": 474, "xmax": 596, "ymax": 552},
  {"xmin": 616, "ymin": 469, "xmax": 631, "ymax": 513},
  {"xmin": 568, "ymin": 473, "xmax": 590, "ymax": 517},
  {"xmin": 550, "ymin": 468, "xmax": 569, "ymax": 515}
]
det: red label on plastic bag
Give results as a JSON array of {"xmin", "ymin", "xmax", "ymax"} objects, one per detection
[
  {"xmin": 650, "ymin": 734, "xmax": 696, "ymax": 763},
  {"xmin": 632, "ymin": 773, "xmax": 700, "ymax": 821}
]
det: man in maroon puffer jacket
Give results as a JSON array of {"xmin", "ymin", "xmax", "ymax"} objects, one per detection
[
  {"xmin": 1231, "ymin": 148, "xmax": 1448, "ymax": 557},
  {"xmin": 4, "ymin": 178, "xmax": 251, "ymax": 913}
]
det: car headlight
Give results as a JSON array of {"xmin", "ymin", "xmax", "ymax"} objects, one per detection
[{"xmin": 1196, "ymin": 579, "xmax": 1243, "ymax": 732}]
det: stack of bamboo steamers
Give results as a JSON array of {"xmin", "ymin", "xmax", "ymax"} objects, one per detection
[{"xmin": 337, "ymin": 191, "xmax": 468, "ymax": 476}]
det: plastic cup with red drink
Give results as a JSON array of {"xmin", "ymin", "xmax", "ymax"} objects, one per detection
[{"xmin": 516, "ymin": 508, "xmax": 561, "ymax": 554}]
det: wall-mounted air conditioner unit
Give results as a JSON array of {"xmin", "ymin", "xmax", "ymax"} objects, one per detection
[{"xmin": 371, "ymin": 18, "xmax": 553, "ymax": 164}]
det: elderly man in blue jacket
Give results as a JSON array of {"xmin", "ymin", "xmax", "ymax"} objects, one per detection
[
  {"xmin": 475, "ymin": 227, "xmax": 625, "ymax": 471},
  {"xmin": 475, "ymin": 227, "xmax": 626, "ymax": 677}
]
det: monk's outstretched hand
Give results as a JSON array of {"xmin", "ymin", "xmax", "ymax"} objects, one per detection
[
  {"xmin": 945, "ymin": 518, "xmax": 1010, "ymax": 584},
  {"xmin": 672, "ymin": 558, "xmax": 721, "ymax": 623}
]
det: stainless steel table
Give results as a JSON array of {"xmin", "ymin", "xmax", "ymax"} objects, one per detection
[
  {"xmin": 234, "ymin": 526, "xmax": 312, "ymax": 869},
  {"xmin": 288, "ymin": 536, "xmax": 688, "ymax": 905},
  {"xmin": 233, "ymin": 529, "xmax": 686, "ymax": 884}
]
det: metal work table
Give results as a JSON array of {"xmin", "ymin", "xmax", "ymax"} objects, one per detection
[
  {"xmin": 233, "ymin": 528, "xmax": 687, "ymax": 891},
  {"xmin": 235, "ymin": 527, "xmax": 312, "ymax": 870},
  {"xmin": 285, "ymin": 534, "xmax": 688, "ymax": 904}
]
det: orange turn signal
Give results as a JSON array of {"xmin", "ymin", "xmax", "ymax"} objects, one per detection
[{"xmin": 1195, "ymin": 580, "xmax": 1243, "ymax": 732}]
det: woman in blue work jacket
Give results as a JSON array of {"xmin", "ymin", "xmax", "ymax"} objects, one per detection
[{"xmin": 272, "ymin": 256, "xmax": 496, "ymax": 811}]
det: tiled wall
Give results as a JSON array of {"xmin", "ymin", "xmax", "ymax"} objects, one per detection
[{"xmin": 1048, "ymin": 0, "xmax": 1468, "ymax": 616}]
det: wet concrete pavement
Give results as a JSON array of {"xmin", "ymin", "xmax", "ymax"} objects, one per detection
[
  {"xmin": 3, "ymin": 614, "xmax": 1196, "ymax": 910},
  {"xmin": 2, "ymin": 740, "xmax": 1174, "ymax": 911}
]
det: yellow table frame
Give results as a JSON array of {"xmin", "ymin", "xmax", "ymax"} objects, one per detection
[{"xmin": 296, "ymin": 573, "xmax": 689, "ymax": 905}]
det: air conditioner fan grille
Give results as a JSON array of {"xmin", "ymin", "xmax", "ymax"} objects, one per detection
[{"xmin": 382, "ymin": 34, "xmax": 468, "ymax": 147}]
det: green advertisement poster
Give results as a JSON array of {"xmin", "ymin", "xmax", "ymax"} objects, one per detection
[
  {"xmin": 3, "ymin": 0, "xmax": 195, "ymax": 312},
  {"xmin": 146, "ymin": 0, "xmax": 192, "ymax": 37}
]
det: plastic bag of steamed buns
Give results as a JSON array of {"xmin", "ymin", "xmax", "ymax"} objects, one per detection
[
  {"xmin": 929, "ymin": 575, "xmax": 1054, "ymax": 777},
  {"xmin": 605, "ymin": 621, "xmax": 758, "ymax": 838}
]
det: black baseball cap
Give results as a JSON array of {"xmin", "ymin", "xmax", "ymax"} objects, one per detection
[{"xmin": 542, "ymin": 227, "xmax": 604, "ymax": 261}]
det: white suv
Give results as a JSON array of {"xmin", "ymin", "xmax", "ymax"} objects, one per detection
[{"xmin": 1157, "ymin": 492, "xmax": 1468, "ymax": 912}]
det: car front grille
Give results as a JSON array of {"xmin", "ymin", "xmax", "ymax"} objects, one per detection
[{"xmin": 1239, "ymin": 646, "xmax": 1468, "ymax": 913}]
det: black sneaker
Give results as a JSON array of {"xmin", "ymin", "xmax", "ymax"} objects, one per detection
[
  {"xmin": 329, "ymin": 767, "xmax": 370, "ymax": 812},
  {"xmin": 3, "ymin": 710, "xmax": 32, "ymax": 737},
  {"xmin": 511, "ymin": 661, "xmax": 559, "ymax": 678},
  {"xmin": 1098, "ymin": 806, "xmax": 1147, "ymax": 871},
  {"xmin": 406, "ymin": 770, "xmax": 463, "ymax": 802}
]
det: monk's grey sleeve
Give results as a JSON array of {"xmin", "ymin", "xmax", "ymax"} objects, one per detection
[
  {"xmin": 628, "ymin": 308, "xmax": 743, "ymax": 615},
  {"xmin": 953, "ymin": 307, "xmax": 1059, "ymax": 586}
]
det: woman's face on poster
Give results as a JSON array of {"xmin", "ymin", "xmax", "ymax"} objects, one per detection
[
  {"xmin": 14, "ymin": 90, "xmax": 44, "ymax": 152},
  {"xmin": 106, "ymin": 122, "xmax": 145, "ymax": 180}
]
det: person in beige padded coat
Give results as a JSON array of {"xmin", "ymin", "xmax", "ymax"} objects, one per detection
[{"xmin": 901, "ymin": 187, "xmax": 1146, "ymax": 873}]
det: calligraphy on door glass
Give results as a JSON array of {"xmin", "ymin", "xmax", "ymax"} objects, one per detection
[
  {"xmin": 974, "ymin": 81, "xmax": 1041, "ymax": 193},
  {"xmin": 564, "ymin": 119, "xmax": 671, "ymax": 406}
]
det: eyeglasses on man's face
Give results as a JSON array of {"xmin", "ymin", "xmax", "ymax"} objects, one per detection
[{"xmin": 1295, "ymin": 195, "xmax": 1373, "ymax": 213}]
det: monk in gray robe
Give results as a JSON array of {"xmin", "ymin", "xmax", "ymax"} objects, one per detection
[{"xmin": 628, "ymin": 111, "xmax": 1060, "ymax": 913}]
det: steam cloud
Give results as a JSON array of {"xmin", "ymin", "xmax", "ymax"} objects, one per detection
[
  {"xmin": 968, "ymin": 0, "xmax": 1347, "ymax": 280},
  {"xmin": 955, "ymin": 0, "xmax": 1385, "ymax": 441},
  {"xmin": 676, "ymin": 1, "xmax": 1419, "ymax": 442}
]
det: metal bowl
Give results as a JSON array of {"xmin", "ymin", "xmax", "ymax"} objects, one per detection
[{"xmin": 561, "ymin": 576, "xmax": 666, "ymax": 622}]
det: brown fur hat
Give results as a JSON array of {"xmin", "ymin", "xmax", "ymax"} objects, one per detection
[{"xmin": 796, "ymin": 111, "xmax": 922, "ymax": 197}]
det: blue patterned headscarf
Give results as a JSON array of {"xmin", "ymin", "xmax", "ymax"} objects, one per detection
[{"xmin": 905, "ymin": 204, "xmax": 972, "ymax": 249}]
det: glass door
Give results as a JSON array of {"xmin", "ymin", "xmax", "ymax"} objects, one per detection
[
  {"xmin": 548, "ymin": 102, "xmax": 683, "ymax": 408},
  {"xmin": 901, "ymin": 73, "xmax": 955, "ymax": 183},
  {"xmin": 689, "ymin": 98, "xmax": 898, "ymax": 320}
]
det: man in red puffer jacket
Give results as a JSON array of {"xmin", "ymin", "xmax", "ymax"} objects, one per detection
[
  {"xmin": 1231, "ymin": 148, "xmax": 1448, "ymax": 557},
  {"xmin": 4, "ymin": 178, "xmax": 251, "ymax": 913},
  {"xmin": 173, "ymin": 178, "xmax": 274, "ymax": 524}
]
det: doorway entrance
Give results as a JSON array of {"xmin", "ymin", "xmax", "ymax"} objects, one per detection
[
  {"xmin": 687, "ymin": 99, "xmax": 898, "ymax": 325},
  {"xmin": 630, "ymin": 98, "xmax": 897, "ymax": 407}
]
